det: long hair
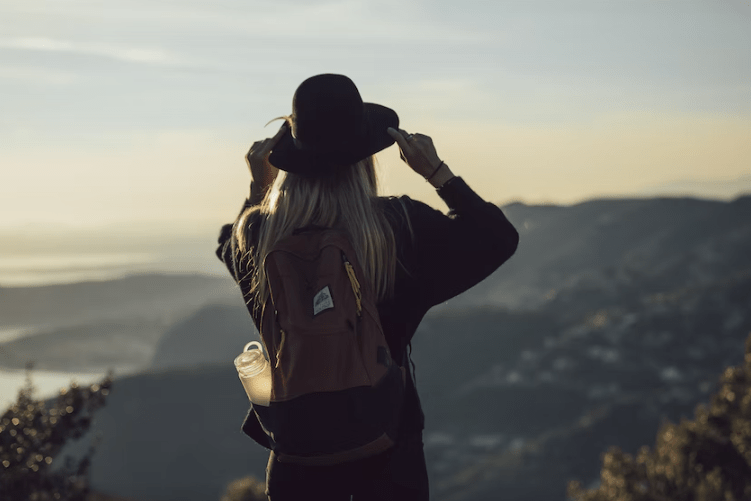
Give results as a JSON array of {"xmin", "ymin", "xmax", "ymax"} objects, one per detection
[{"xmin": 235, "ymin": 155, "xmax": 398, "ymax": 311}]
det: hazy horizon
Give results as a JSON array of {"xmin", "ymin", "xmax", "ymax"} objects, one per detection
[
  {"xmin": 1, "ymin": 190, "xmax": 749, "ymax": 288},
  {"xmin": 0, "ymin": 176, "xmax": 749, "ymax": 234}
]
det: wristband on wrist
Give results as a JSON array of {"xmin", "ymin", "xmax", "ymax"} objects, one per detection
[
  {"xmin": 426, "ymin": 161, "xmax": 445, "ymax": 182},
  {"xmin": 436, "ymin": 175, "xmax": 459, "ymax": 191}
]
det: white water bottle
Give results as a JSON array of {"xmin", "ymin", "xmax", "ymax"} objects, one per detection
[{"xmin": 234, "ymin": 341, "xmax": 272, "ymax": 406}]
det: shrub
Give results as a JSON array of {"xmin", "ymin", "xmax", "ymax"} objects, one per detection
[
  {"xmin": 568, "ymin": 333, "xmax": 751, "ymax": 501},
  {"xmin": 0, "ymin": 366, "xmax": 112, "ymax": 501},
  {"xmin": 220, "ymin": 475, "xmax": 267, "ymax": 501}
]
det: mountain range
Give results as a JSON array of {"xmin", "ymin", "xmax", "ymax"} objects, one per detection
[{"xmin": 3, "ymin": 194, "xmax": 750, "ymax": 500}]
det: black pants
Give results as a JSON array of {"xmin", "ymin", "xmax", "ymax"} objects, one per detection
[{"xmin": 266, "ymin": 435, "xmax": 429, "ymax": 501}]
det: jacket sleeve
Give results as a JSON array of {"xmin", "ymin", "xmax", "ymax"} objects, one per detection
[
  {"xmin": 403, "ymin": 176, "xmax": 519, "ymax": 308},
  {"xmin": 216, "ymin": 197, "xmax": 257, "ymax": 284},
  {"xmin": 216, "ymin": 222, "xmax": 236, "ymax": 279},
  {"xmin": 216, "ymin": 180, "xmax": 270, "ymax": 281}
]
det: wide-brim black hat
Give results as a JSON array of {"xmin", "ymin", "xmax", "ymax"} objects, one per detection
[{"xmin": 269, "ymin": 74, "xmax": 399, "ymax": 178}]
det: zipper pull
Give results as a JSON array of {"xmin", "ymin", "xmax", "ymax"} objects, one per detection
[
  {"xmin": 276, "ymin": 329, "xmax": 286, "ymax": 369},
  {"xmin": 342, "ymin": 253, "xmax": 362, "ymax": 317}
]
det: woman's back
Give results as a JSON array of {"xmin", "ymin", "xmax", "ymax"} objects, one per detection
[
  {"xmin": 216, "ymin": 73, "xmax": 518, "ymax": 500},
  {"xmin": 236, "ymin": 155, "xmax": 399, "ymax": 313}
]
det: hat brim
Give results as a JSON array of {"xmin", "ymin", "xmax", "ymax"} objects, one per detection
[{"xmin": 268, "ymin": 103, "xmax": 399, "ymax": 178}]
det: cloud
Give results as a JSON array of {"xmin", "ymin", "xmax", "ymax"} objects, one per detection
[{"xmin": 0, "ymin": 37, "xmax": 175, "ymax": 64}]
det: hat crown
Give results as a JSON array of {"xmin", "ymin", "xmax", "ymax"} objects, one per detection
[
  {"xmin": 268, "ymin": 74, "xmax": 398, "ymax": 177},
  {"xmin": 292, "ymin": 74, "xmax": 365, "ymax": 152}
]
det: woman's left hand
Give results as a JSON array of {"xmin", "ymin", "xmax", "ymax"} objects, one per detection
[
  {"xmin": 246, "ymin": 123, "xmax": 287, "ymax": 188},
  {"xmin": 387, "ymin": 127, "xmax": 442, "ymax": 179}
]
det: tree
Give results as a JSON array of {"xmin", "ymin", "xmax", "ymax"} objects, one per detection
[
  {"xmin": 568, "ymin": 333, "xmax": 751, "ymax": 501},
  {"xmin": 0, "ymin": 366, "xmax": 112, "ymax": 501}
]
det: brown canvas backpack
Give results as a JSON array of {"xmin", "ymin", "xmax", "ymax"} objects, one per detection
[{"xmin": 252, "ymin": 226, "xmax": 406, "ymax": 465}]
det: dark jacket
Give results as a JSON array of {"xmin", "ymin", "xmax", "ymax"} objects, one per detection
[{"xmin": 216, "ymin": 176, "xmax": 519, "ymax": 447}]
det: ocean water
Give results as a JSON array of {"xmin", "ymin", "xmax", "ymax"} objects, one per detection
[
  {"xmin": 0, "ymin": 250, "xmax": 225, "ymax": 287},
  {"xmin": 0, "ymin": 252, "xmax": 158, "ymax": 287},
  {"xmin": 0, "ymin": 368, "xmax": 115, "ymax": 410}
]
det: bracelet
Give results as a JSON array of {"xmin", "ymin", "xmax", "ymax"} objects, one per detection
[
  {"xmin": 435, "ymin": 175, "xmax": 458, "ymax": 191},
  {"xmin": 426, "ymin": 161, "xmax": 445, "ymax": 182}
]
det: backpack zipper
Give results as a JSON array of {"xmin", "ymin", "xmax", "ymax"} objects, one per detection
[
  {"xmin": 276, "ymin": 328, "xmax": 286, "ymax": 369},
  {"xmin": 341, "ymin": 253, "xmax": 362, "ymax": 317}
]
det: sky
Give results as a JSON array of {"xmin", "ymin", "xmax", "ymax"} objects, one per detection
[{"xmin": 1, "ymin": 0, "xmax": 750, "ymax": 233}]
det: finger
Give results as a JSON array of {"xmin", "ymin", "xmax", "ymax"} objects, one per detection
[
  {"xmin": 387, "ymin": 127, "xmax": 411, "ymax": 140},
  {"xmin": 397, "ymin": 128, "xmax": 416, "ymax": 143},
  {"xmin": 387, "ymin": 127, "xmax": 410, "ymax": 150}
]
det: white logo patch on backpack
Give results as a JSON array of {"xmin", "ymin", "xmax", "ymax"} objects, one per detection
[{"xmin": 312, "ymin": 285, "xmax": 334, "ymax": 316}]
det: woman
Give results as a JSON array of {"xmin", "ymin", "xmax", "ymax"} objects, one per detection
[{"xmin": 217, "ymin": 74, "xmax": 519, "ymax": 500}]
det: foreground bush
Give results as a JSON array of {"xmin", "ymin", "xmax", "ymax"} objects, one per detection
[
  {"xmin": 220, "ymin": 475, "xmax": 267, "ymax": 501},
  {"xmin": 568, "ymin": 333, "xmax": 751, "ymax": 501},
  {"xmin": 0, "ymin": 368, "xmax": 112, "ymax": 501}
]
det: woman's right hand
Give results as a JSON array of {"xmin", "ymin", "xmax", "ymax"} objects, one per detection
[
  {"xmin": 246, "ymin": 123, "xmax": 287, "ymax": 189},
  {"xmin": 387, "ymin": 127, "xmax": 455, "ymax": 187}
]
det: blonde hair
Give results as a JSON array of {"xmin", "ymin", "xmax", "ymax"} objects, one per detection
[{"xmin": 234, "ymin": 155, "xmax": 397, "ymax": 311}]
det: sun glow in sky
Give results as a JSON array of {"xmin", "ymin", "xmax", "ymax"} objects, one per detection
[{"xmin": 1, "ymin": 0, "xmax": 750, "ymax": 232}]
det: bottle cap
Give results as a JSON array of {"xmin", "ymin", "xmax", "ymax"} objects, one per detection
[{"xmin": 234, "ymin": 342, "xmax": 268, "ymax": 377}]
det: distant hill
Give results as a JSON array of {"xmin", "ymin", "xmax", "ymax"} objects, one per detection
[
  {"xmin": 0, "ymin": 318, "xmax": 165, "ymax": 372},
  {"xmin": 459, "ymin": 194, "xmax": 751, "ymax": 309},
  {"xmin": 635, "ymin": 174, "xmax": 751, "ymax": 200},
  {"xmin": 150, "ymin": 303, "xmax": 258, "ymax": 370},
  {"xmin": 0, "ymin": 274, "xmax": 241, "ymax": 371},
  {"xmin": 0, "ymin": 274, "xmax": 237, "ymax": 329},
  {"xmin": 420, "ymin": 272, "xmax": 751, "ymax": 500}
]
